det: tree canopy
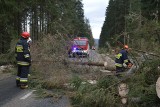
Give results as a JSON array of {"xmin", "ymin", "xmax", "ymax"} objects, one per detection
[
  {"xmin": 99, "ymin": 0, "xmax": 160, "ymax": 53},
  {"xmin": 0, "ymin": 0, "xmax": 94, "ymax": 53}
]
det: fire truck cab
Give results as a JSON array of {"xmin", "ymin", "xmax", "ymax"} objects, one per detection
[{"xmin": 69, "ymin": 37, "xmax": 90, "ymax": 57}]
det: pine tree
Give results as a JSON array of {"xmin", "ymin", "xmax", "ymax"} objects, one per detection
[
  {"xmin": 141, "ymin": 0, "xmax": 160, "ymax": 22},
  {"xmin": 99, "ymin": 0, "xmax": 129, "ymax": 48},
  {"xmin": 0, "ymin": 0, "xmax": 93, "ymax": 53}
]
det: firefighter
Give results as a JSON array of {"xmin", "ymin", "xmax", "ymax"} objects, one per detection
[
  {"xmin": 27, "ymin": 37, "xmax": 32, "ymax": 77},
  {"xmin": 15, "ymin": 32, "xmax": 31, "ymax": 89},
  {"xmin": 115, "ymin": 45, "xmax": 132, "ymax": 73}
]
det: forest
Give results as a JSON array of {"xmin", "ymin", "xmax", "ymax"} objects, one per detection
[
  {"xmin": 0, "ymin": 0, "xmax": 94, "ymax": 54},
  {"xmin": 99, "ymin": 0, "xmax": 160, "ymax": 54}
]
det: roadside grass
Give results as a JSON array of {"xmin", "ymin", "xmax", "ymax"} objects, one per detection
[
  {"xmin": 0, "ymin": 39, "xmax": 17, "ymax": 77},
  {"xmin": 0, "ymin": 65, "xmax": 16, "ymax": 73},
  {"xmin": 0, "ymin": 53, "xmax": 16, "ymax": 66}
]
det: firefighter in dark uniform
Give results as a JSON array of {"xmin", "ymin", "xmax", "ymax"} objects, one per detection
[
  {"xmin": 115, "ymin": 45, "xmax": 132, "ymax": 73},
  {"xmin": 27, "ymin": 37, "xmax": 32, "ymax": 77},
  {"xmin": 15, "ymin": 32, "xmax": 31, "ymax": 89}
]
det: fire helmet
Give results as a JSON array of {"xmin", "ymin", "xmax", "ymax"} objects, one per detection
[{"xmin": 21, "ymin": 32, "xmax": 30, "ymax": 38}]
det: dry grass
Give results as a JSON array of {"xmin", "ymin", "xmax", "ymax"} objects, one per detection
[
  {"xmin": 30, "ymin": 34, "xmax": 101, "ymax": 89},
  {"xmin": 30, "ymin": 34, "xmax": 72, "ymax": 88}
]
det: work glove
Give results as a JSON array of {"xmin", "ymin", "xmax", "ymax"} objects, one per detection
[{"xmin": 127, "ymin": 63, "xmax": 133, "ymax": 68}]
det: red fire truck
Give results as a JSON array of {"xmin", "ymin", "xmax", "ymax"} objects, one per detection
[{"xmin": 68, "ymin": 37, "xmax": 90, "ymax": 57}]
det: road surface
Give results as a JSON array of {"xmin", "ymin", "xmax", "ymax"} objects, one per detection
[
  {"xmin": 69, "ymin": 50, "xmax": 99, "ymax": 62},
  {"xmin": 0, "ymin": 75, "xmax": 70, "ymax": 107}
]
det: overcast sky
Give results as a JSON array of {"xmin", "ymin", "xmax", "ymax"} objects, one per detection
[{"xmin": 82, "ymin": 0, "xmax": 109, "ymax": 39}]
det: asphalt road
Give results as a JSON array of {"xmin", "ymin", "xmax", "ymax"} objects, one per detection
[
  {"xmin": 0, "ymin": 76, "xmax": 22, "ymax": 106},
  {"xmin": 0, "ymin": 76, "xmax": 70, "ymax": 107},
  {"xmin": 69, "ymin": 50, "xmax": 99, "ymax": 62}
]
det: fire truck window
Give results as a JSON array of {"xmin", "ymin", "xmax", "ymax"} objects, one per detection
[{"xmin": 73, "ymin": 40, "xmax": 86, "ymax": 46}]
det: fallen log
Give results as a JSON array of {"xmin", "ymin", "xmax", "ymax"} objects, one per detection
[
  {"xmin": 32, "ymin": 59, "xmax": 116, "ymax": 71},
  {"xmin": 69, "ymin": 61, "xmax": 116, "ymax": 71},
  {"xmin": 156, "ymin": 77, "xmax": 160, "ymax": 99},
  {"xmin": 118, "ymin": 83, "xmax": 129, "ymax": 104}
]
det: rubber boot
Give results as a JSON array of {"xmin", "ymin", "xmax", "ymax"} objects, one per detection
[
  {"xmin": 20, "ymin": 84, "xmax": 28, "ymax": 89},
  {"xmin": 20, "ymin": 82, "xmax": 28, "ymax": 89}
]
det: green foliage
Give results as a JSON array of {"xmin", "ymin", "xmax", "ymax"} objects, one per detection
[
  {"xmin": 99, "ymin": 0, "xmax": 130, "ymax": 48},
  {"xmin": 70, "ymin": 58, "xmax": 160, "ymax": 106},
  {"xmin": 99, "ymin": 0, "xmax": 160, "ymax": 54},
  {"xmin": 70, "ymin": 76, "xmax": 83, "ymax": 90},
  {"xmin": 0, "ymin": 38, "xmax": 20, "ymax": 65},
  {"xmin": 98, "ymin": 48, "xmax": 109, "ymax": 54},
  {"xmin": 126, "ymin": 16, "xmax": 160, "ymax": 51},
  {"xmin": 0, "ymin": 51, "xmax": 16, "ymax": 65},
  {"xmin": 128, "ymin": 59, "xmax": 160, "ymax": 106},
  {"xmin": 141, "ymin": 0, "xmax": 160, "ymax": 21},
  {"xmin": 97, "ymin": 76, "xmax": 118, "ymax": 88},
  {"xmin": 142, "ymin": 60, "xmax": 160, "ymax": 85},
  {"xmin": 0, "ymin": 0, "xmax": 93, "ymax": 53},
  {"xmin": 71, "ymin": 76, "xmax": 120, "ymax": 107}
]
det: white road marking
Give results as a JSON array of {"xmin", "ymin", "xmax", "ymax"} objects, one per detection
[{"xmin": 20, "ymin": 90, "xmax": 36, "ymax": 100}]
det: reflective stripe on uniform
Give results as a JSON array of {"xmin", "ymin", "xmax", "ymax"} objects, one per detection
[
  {"xmin": 17, "ymin": 61, "xmax": 30, "ymax": 65},
  {"xmin": 16, "ymin": 45, "xmax": 23, "ymax": 52},
  {"xmin": 24, "ymin": 54, "xmax": 30, "ymax": 58},
  {"xmin": 16, "ymin": 76, "xmax": 20, "ymax": 80},
  {"xmin": 115, "ymin": 53, "xmax": 122, "ymax": 59},
  {"xmin": 20, "ymin": 78, "xmax": 28, "ymax": 82},
  {"xmin": 124, "ymin": 59, "xmax": 128, "ymax": 63},
  {"xmin": 115, "ymin": 63, "xmax": 123, "ymax": 67}
]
